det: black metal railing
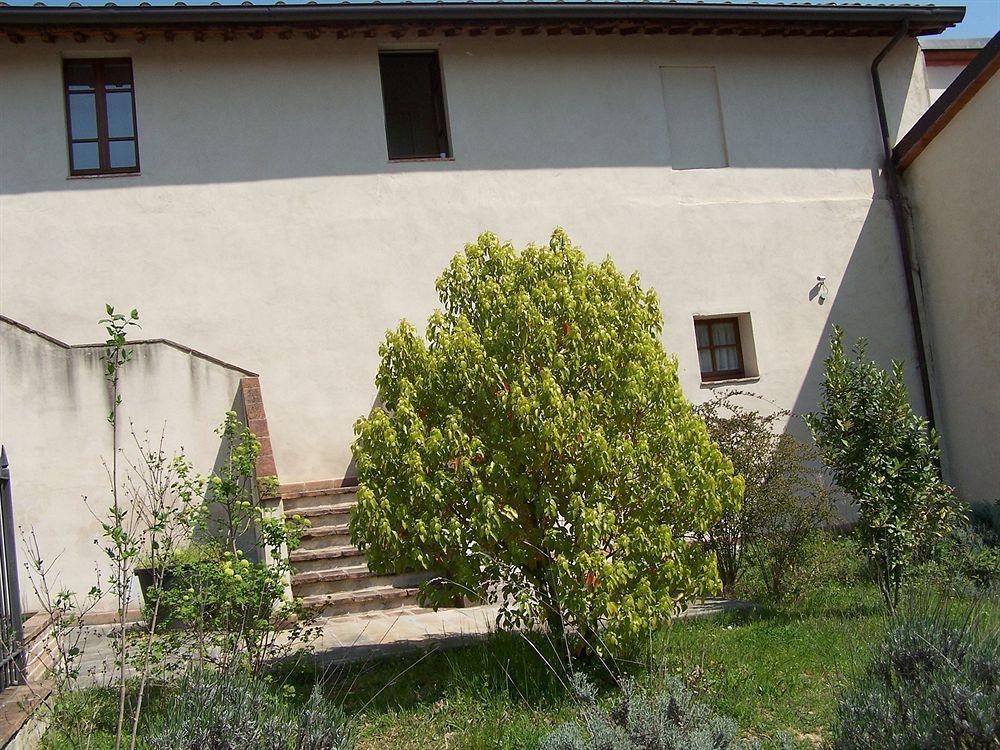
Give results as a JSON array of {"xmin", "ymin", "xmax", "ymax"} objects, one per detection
[{"xmin": 0, "ymin": 447, "xmax": 26, "ymax": 690}]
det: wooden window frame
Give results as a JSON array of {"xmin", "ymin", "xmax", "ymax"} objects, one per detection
[
  {"xmin": 63, "ymin": 58, "xmax": 140, "ymax": 177},
  {"xmin": 695, "ymin": 317, "xmax": 746, "ymax": 382},
  {"xmin": 378, "ymin": 50, "xmax": 452, "ymax": 162}
]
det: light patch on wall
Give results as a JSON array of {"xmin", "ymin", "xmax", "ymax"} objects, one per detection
[{"xmin": 659, "ymin": 66, "xmax": 729, "ymax": 170}]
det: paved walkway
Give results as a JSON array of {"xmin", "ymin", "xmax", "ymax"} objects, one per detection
[
  {"xmin": 72, "ymin": 598, "xmax": 752, "ymax": 682},
  {"xmin": 305, "ymin": 596, "xmax": 751, "ymax": 665}
]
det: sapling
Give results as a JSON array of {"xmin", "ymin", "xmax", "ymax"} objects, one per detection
[{"xmin": 805, "ymin": 326, "xmax": 955, "ymax": 613}]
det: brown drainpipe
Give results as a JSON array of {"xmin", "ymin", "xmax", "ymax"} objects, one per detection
[{"xmin": 870, "ymin": 21, "xmax": 938, "ymax": 433}]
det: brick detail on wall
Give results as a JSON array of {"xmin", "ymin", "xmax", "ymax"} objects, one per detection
[{"xmin": 240, "ymin": 376, "xmax": 278, "ymax": 492}]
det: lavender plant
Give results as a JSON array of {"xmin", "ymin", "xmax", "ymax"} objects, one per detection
[{"xmin": 543, "ymin": 674, "xmax": 763, "ymax": 750}]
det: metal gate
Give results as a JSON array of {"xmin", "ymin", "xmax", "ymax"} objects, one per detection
[{"xmin": 0, "ymin": 447, "xmax": 26, "ymax": 690}]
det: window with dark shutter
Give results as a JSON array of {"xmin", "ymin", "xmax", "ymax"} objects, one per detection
[
  {"xmin": 378, "ymin": 51, "xmax": 452, "ymax": 161},
  {"xmin": 63, "ymin": 58, "xmax": 139, "ymax": 176}
]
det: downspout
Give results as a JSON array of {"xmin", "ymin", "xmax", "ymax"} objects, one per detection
[{"xmin": 870, "ymin": 21, "xmax": 938, "ymax": 433}]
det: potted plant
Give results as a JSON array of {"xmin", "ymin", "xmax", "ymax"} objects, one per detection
[{"xmin": 134, "ymin": 543, "xmax": 214, "ymax": 624}]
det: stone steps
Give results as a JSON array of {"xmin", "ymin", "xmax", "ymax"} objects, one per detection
[
  {"xmin": 282, "ymin": 482, "xmax": 426, "ymax": 617},
  {"xmin": 301, "ymin": 584, "xmax": 424, "ymax": 618},
  {"xmin": 291, "ymin": 504, "xmax": 354, "ymax": 529},
  {"xmin": 298, "ymin": 525, "xmax": 352, "ymax": 551}
]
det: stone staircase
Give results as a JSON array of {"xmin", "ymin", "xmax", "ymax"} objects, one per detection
[{"xmin": 280, "ymin": 483, "xmax": 429, "ymax": 618}]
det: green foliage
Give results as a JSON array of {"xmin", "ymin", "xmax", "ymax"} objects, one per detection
[
  {"xmin": 145, "ymin": 411, "xmax": 313, "ymax": 678},
  {"xmin": 775, "ymin": 534, "xmax": 868, "ymax": 609},
  {"xmin": 99, "ymin": 304, "xmax": 140, "ymax": 425},
  {"xmin": 542, "ymin": 674, "xmax": 764, "ymax": 750},
  {"xmin": 804, "ymin": 326, "xmax": 955, "ymax": 613},
  {"xmin": 696, "ymin": 393, "xmax": 832, "ymax": 599},
  {"xmin": 915, "ymin": 522, "xmax": 1000, "ymax": 596},
  {"xmin": 146, "ymin": 669, "xmax": 354, "ymax": 750},
  {"xmin": 830, "ymin": 596, "xmax": 1000, "ymax": 750},
  {"xmin": 968, "ymin": 499, "xmax": 1000, "ymax": 546},
  {"xmin": 351, "ymin": 229, "xmax": 742, "ymax": 652}
]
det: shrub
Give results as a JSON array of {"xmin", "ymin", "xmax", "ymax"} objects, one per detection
[
  {"xmin": 830, "ymin": 597, "xmax": 1000, "ymax": 750},
  {"xmin": 542, "ymin": 674, "xmax": 762, "ymax": 750},
  {"xmin": 145, "ymin": 412, "xmax": 314, "ymax": 678},
  {"xmin": 969, "ymin": 499, "xmax": 1000, "ymax": 546},
  {"xmin": 804, "ymin": 326, "xmax": 955, "ymax": 613},
  {"xmin": 696, "ymin": 392, "xmax": 832, "ymax": 599},
  {"xmin": 351, "ymin": 230, "xmax": 742, "ymax": 653},
  {"xmin": 747, "ymin": 532, "xmax": 870, "ymax": 613},
  {"xmin": 915, "ymin": 522, "xmax": 1000, "ymax": 596},
  {"xmin": 146, "ymin": 669, "xmax": 354, "ymax": 750}
]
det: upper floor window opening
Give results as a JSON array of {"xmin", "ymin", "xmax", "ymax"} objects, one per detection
[
  {"xmin": 378, "ymin": 50, "xmax": 452, "ymax": 161},
  {"xmin": 63, "ymin": 58, "xmax": 140, "ymax": 176}
]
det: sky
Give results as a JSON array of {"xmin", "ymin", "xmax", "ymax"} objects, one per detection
[{"xmin": 4, "ymin": 0, "xmax": 998, "ymax": 40}]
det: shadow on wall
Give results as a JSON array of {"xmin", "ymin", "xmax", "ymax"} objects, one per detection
[
  {"xmin": 202, "ymin": 389, "xmax": 267, "ymax": 562},
  {"xmin": 0, "ymin": 35, "xmax": 919, "ymax": 195},
  {"xmin": 787, "ymin": 198, "xmax": 925, "ymax": 436}
]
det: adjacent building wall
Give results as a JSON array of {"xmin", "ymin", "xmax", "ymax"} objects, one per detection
[
  {"xmin": 902, "ymin": 72, "xmax": 1000, "ymax": 502},
  {"xmin": 0, "ymin": 318, "xmax": 250, "ymax": 610},
  {"xmin": 1, "ymin": 34, "xmax": 930, "ymax": 491}
]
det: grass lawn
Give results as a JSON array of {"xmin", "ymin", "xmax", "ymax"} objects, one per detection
[
  {"xmin": 315, "ymin": 583, "xmax": 886, "ymax": 750},
  {"xmin": 43, "ymin": 582, "xmax": 993, "ymax": 750}
]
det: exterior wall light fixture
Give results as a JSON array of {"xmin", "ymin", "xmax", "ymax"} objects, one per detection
[{"xmin": 816, "ymin": 275, "xmax": 829, "ymax": 304}]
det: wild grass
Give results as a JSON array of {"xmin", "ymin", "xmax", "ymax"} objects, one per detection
[{"xmin": 39, "ymin": 581, "xmax": 998, "ymax": 750}]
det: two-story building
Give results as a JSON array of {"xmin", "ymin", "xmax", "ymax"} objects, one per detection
[{"xmin": 0, "ymin": 1, "xmax": 981, "ymax": 612}]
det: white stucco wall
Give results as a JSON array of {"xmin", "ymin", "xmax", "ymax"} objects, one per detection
[
  {"xmin": 0, "ymin": 319, "xmax": 249, "ymax": 610},
  {"xmin": 1, "ymin": 33, "xmax": 929, "ymax": 494},
  {"xmin": 902, "ymin": 71, "xmax": 1000, "ymax": 502},
  {"xmin": 925, "ymin": 62, "xmax": 965, "ymax": 102}
]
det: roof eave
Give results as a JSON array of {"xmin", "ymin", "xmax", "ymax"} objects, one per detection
[
  {"xmin": 895, "ymin": 31, "xmax": 1000, "ymax": 171},
  {"xmin": 0, "ymin": 2, "xmax": 966, "ymax": 37}
]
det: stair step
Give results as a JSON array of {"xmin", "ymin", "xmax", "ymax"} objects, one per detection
[
  {"xmin": 283, "ymin": 491, "xmax": 358, "ymax": 514},
  {"xmin": 280, "ymin": 485, "xmax": 359, "ymax": 502},
  {"xmin": 293, "ymin": 565, "xmax": 372, "ymax": 586},
  {"xmin": 288, "ymin": 504, "xmax": 355, "ymax": 530},
  {"xmin": 288, "ymin": 502, "xmax": 356, "ymax": 519},
  {"xmin": 298, "ymin": 525, "xmax": 351, "ymax": 551},
  {"xmin": 292, "ymin": 568, "xmax": 433, "ymax": 597},
  {"xmin": 301, "ymin": 585, "xmax": 423, "ymax": 618},
  {"xmin": 293, "ymin": 567, "xmax": 410, "ymax": 598},
  {"xmin": 289, "ymin": 546, "xmax": 363, "ymax": 563},
  {"xmin": 290, "ymin": 547, "xmax": 366, "ymax": 575}
]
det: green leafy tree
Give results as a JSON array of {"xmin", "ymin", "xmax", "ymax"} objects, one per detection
[
  {"xmin": 804, "ymin": 326, "xmax": 954, "ymax": 613},
  {"xmin": 351, "ymin": 229, "xmax": 742, "ymax": 651}
]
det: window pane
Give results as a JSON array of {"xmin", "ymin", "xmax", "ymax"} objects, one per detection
[
  {"xmin": 103, "ymin": 61, "xmax": 133, "ymax": 90},
  {"xmin": 698, "ymin": 348, "xmax": 713, "ymax": 373},
  {"xmin": 109, "ymin": 140, "xmax": 137, "ymax": 169},
  {"xmin": 68, "ymin": 93, "xmax": 98, "ymax": 139},
  {"xmin": 71, "ymin": 141, "xmax": 100, "ymax": 171},
  {"xmin": 695, "ymin": 323, "xmax": 710, "ymax": 348},
  {"xmin": 711, "ymin": 321, "xmax": 737, "ymax": 346},
  {"xmin": 106, "ymin": 92, "xmax": 134, "ymax": 138},
  {"xmin": 715, "ymin": 346, "xmax": 740, "ymax": 372},
  {"xmin": 65, "ymin": 62, "xmax": 96, "ymax": 91},
  {"xmin": 379, "ymin": 52, "xmax": 450, "ymax": 160}
]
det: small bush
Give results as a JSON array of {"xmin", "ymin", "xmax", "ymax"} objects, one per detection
[
  {"xmin": 756, "ymin": 533, "xmax": 868, "ymax": 609},
  {"xmin": 146, "ymin": 669, "xmax": 354, "ymax": 750},
  {"xmin": 830, "ymin": 597, "xmax": 1000, "ymax": 750},
  {"xmin": 915, "ymin": 523, "xmax": 1000, "ymax": 596},
  {"xmin": 696, "ymin": 392, "xmax": 833, "ymax": 600},
  {"xmin": 542, "ymin": 674, "xmax": 762, "ymax": 750},
  {"xmin": 969, "ymin": 499, "xmax": 1000, "ymax": 546}
]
